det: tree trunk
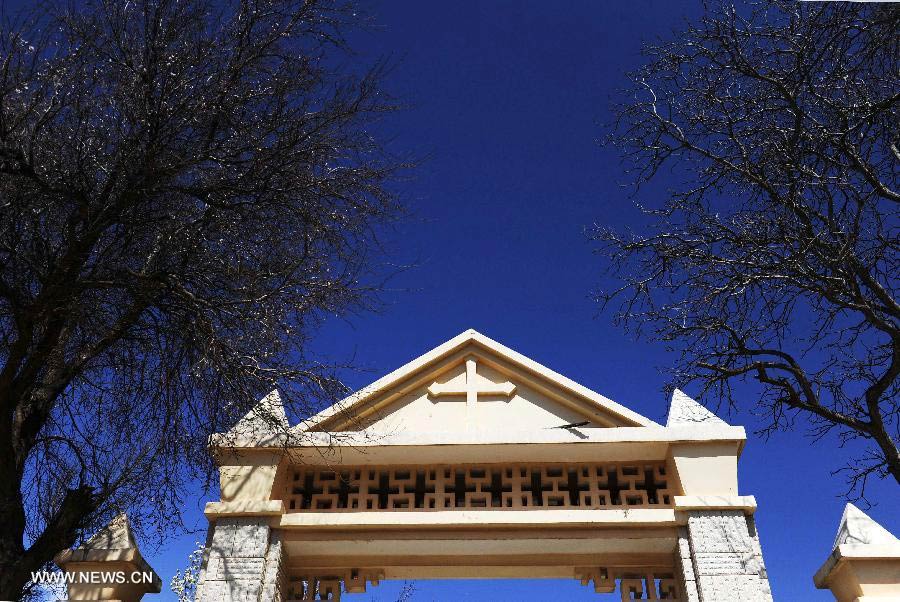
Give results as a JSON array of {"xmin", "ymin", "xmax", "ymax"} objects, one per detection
[{"xmin": 0, "ymin": 493, "xmax": 28, "ymax": 601}]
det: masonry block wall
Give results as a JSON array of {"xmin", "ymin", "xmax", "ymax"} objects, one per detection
[
  {"xmin": 196, "ymin": 518, "xmax": 284, "ymax": 602},
  {"xmin": 678, "ymin": 510, "xmax": 773, "ymax": 601}
]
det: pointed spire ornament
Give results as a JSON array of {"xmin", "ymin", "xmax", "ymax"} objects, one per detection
[
  {"xmin": 665, "ymin": 388, "xmax": 729, "ymax": 427},
  {"xmin": 81, "ymin": 512, "xmax": 139, "ymax": 551},
  {"xmin": 225, "ymin": 389, "xmax": 289, "ymax": 444},
  {"xmin": 55, "ymin": 513, "xmax": 161, "ymax": 599},
  {"xmin": 832, "ymin": 503, "xmax": 899, "ymax": 550},
  {"xmin": 815, "ymin": 502, "xmax": 900, "ymax": 597}
]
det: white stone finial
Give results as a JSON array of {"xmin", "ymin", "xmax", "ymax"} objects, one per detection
[
  {"xmin": 227, "ymin": 389, "xmax": 289, "ymax": 441},
  {"xmin": 665, "ymin": 388, "xmax": 729, "ymax": 427},
  {"xmin": 832, "ymin": 503, "xmax": 899, "ymax": 550}
]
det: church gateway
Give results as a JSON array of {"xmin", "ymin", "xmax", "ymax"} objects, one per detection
[
  {"xmin": 197, "ymin": 329, "xmax": 772, "ymax": 601},
  {"xmin": 54, "ymin": 330, "xmax": 900, "ymax": 600}
]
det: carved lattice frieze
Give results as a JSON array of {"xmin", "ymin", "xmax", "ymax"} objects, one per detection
[{"xmin": 285, "ymin": 462, "xmax": 673, "ymax": 512}]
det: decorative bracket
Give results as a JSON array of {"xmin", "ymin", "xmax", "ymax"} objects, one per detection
[
  {"xmin": 575, "ymin": 569, "xmax": 680, "ymax": 600},
  {"xmin": 574, "ymin": 567, "xmax": 615, "ymax": 594},
  {"xmin": 290, "ymin": 569, "xmax": 384, "ymax": 601}
]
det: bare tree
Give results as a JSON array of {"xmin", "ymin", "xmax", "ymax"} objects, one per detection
[
  {"xmin": 594, "ymin": 1, "xmax": 898, "ymax": 495},
  {"xmin": 395, "ymin": 581, "xmax": 417, "ymax": 602},
  {"xmin": 0, "ymin": 0, "xmax": 403, "ymax": 598}
]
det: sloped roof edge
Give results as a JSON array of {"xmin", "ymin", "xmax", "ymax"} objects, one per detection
[{"xmin": 300, "ymin": 329, "xmax": 661, "ymax": 431}]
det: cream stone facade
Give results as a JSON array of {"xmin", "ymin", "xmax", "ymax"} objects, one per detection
[{"xmin": 192, "ymin": 329, "xmax": 774, "ymax": 601}]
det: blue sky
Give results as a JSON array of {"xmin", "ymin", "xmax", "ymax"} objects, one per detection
[{"xmin": 123, "ymin": 1, "xmax": 898, "ymax": 600}]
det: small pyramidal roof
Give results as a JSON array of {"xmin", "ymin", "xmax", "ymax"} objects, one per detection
[
  {"xmin": 81, "ymin": 513, "xmax": 138, "ymax": 551},
  {"xmin": 666, "ymin": 388, "xmax": 729, "ymax": 427},
  {"xmin": 224, "ymin": 389, "xmax": 288, "ymax": 444},
  {"xmin": 832, "ymin": 503, "xmax": 899, "ymax": 550},
  {"xmin": 55, "ymin": 513, "xmax": 161, "ymax": 594},
  {"xmin": 55, "ymin": 513, "xmax": 159, "ymax": 583}
]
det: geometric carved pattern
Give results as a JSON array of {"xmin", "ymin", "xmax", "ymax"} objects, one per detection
[
  {"xmin": 286, "ymin": 569, "xmax": 383, "ymax": 601},
  {"xmin": 285, "ymin": 462, "xmax": 672, "ymax": 512},
  {"xmin": 576, "ymin": 569, "xmax": 680, "ymax": 600}
]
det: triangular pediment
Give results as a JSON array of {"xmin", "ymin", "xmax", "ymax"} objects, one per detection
[{"xmin": 302, "ymin": 330, "xmax": 658, "ymax": 434}]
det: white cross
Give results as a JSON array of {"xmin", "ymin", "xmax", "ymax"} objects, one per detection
[{"xmin": 427, "ymin": 357, "xmax": 516, "ymax": 415}]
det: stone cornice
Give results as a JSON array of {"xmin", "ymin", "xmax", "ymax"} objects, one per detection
[{"xmin": 209, "ymin": 424, "xmax": 747, "ymax": 458}]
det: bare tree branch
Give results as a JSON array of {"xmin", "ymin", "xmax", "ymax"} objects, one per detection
[
  {"xmin": 594, "ymin": 0, "xmax": 899, "ymax": 496},
  {"xmin": 0, "ymin": 0, "xmax": 406, "ymax": 599}
]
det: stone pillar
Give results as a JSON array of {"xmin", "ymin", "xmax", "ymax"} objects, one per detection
[
  {"xmin": 196, "ymin": 517, "xmax": 284, "ymax": 602},
  {"xmin": 678, "ymin": 510, "xmax": 772, "ymax": 602},
  {"xmin": 664, "ymin": 389, "xmax": 772, "ymax": 600},
  {"xmin": 197, "ymin": 389, "xmax": 288, "ymax": 601}
]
